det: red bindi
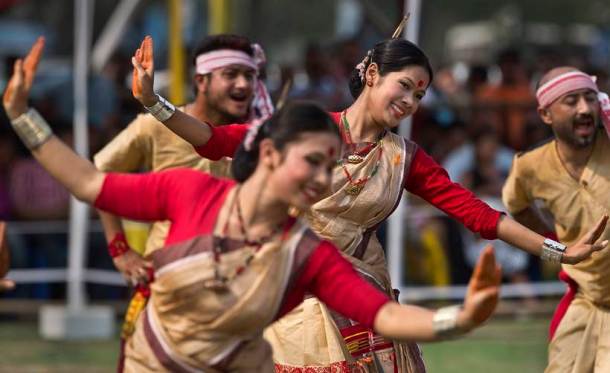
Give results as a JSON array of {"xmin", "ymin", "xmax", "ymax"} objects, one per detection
[
  {"xmin": 328, "ymin": 147, "xmax": 335, "ymax": 157},
  {"xmin": 417, "ymin": 80, "xmax": 424, "ymax": 88}
]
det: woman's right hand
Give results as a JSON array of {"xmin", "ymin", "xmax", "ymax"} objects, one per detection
[
  {"xmin": 131, "ymin": 36, "xmax": 157, "ymax": 107},
  {"xmin": 457, "ymin": 245, "xmax": 502, "ymax": 332},
  {"xmin": 2, "ymin": 37, "xmax": 44, "ymax": 120}
]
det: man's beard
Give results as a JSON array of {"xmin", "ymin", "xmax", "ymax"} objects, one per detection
[
  {"xmin": 553, "ymin": 116, "xmax": 597, "ymax": 148},
  {"xmin": 204, "ymin": 87, "xmax": 249, "ymax": 124}
]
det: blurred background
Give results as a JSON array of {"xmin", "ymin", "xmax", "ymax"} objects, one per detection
[{"xmin": 0, "ymin": 0, "xmax": 609, "ymax": 371}]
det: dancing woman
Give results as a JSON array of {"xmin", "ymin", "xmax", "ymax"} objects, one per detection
[
  {"xmin": 135, "ymin": 34, "xmax": 608, "ymax": 371},
  {"xmin": 2, "ymin": 37, "xmax": 504, "ymax": 372}
]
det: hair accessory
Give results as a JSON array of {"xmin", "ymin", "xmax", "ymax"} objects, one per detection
[
  {"xmin": 391, "ymin": 13, "xmax": 410, "ymax": 39},
  {"xmin": 356, "ymin": 50, "xmax": 373, "ymax": 82}
]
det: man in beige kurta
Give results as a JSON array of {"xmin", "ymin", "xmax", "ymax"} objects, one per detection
[
  {"xmin": 502, "ymin": 67, "xmax": 610, "ymax": 372},
  {"xmin": 95, "ymin": 34, "xmax": 263, "ymax": 278}
]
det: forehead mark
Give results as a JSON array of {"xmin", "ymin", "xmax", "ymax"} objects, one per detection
[
  {"xmin": 327, "ymin": 147, "xmax": 335, "ymax": 157},
  {"xmin": 417, "ymin": 80, "xmax": 425, "ymax": 88}
]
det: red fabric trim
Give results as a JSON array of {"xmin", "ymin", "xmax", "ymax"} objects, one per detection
[
  {"xmin": 340, "ymin": 324, "xmax": 393, "ymax": 357},
  {"xmin": 549, "ymin": 270, "xmax": 578, "ymax": 340}
]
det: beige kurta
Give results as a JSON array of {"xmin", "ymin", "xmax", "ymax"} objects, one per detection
[
  {"xmin": 266, "ymin": 132, "xmax": 425, "ymax": 372},
  {"xmin": 94, "ymin": 111, "xmax": 232, "ymax": 256},
  {"xmin": 502, "ymin": 131, "xmax": 610, "ymax": 372}
]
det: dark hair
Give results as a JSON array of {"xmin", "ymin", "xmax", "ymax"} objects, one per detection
[
  {"xmin": 349, "ymin": 39, "xmax": 433, "ymax": 98},
  {"xmin": 192, "ymin": 34, "xmax": 254, "ymax": 66},
  {"xmin": 231, "ymin": 101, "xmax": 340, "ymax": 182}
]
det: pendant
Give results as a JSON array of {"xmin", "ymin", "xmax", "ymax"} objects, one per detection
[
  {"xmin": 345, "ymin": 183, "xmax": 364, "ymax": 195},
  {"xmin": 347, "ymin": 154, "xmax": 364, "ymax": 164}
]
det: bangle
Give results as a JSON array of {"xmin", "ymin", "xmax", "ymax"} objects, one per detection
[
  {"xmin": 108, "ymin": 233, "xmax": 130, "ymax": 258},
  {"xmin": 433, "ymin": 305, "xmax": 462, "ymax": 338},
  {"xmin": 541, "ymin": 238, "xmax": 565, "ymax": 264},
  {"xmin": 144, "ymin": 94, "xmax": 175, "ymax": 122},
  {"xmin": 10, "ymin": 108, "xmax": 53, "ymax": 150}
]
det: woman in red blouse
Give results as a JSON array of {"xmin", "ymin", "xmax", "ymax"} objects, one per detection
[
  {"xmin": 131, "ymin": 36, "xmax": 608, "ymax": 371},
  {"xmin": 2, "ymin": 38, "xmax": 505, "ymax": 372}
]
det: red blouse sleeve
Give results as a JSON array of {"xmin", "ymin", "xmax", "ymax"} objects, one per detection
[
  {"xmin": 94, "ymin": 168, "xmax": 216, "ymax": 223},
  {"xmin": 194, "ymin": 124, "xmax": 250, "ymax": 161},
  {"xmin": 300, "ymin": 241, "xmax": 392, "ymax": 329},
  {"xmin": 405, "ymin": 147, "xmax": 502, "ymax": 240}
]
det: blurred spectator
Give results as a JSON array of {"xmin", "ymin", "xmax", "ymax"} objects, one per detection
[{"xmin": 474, "ymin": 48, "xmax": 536, "ymax": 150}]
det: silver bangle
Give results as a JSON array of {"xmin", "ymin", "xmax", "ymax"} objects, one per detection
[
  {"xmin": 10, "ymin": 108, "xmax": 53, "ymax": 150},
  {"xmin": 144, "ymin": 94, "xmax": 175, "ymax": 122},
  {"xmin": 541, "ymin": 239, "xmax": 565, "ymax": 264},
  {"xmin": 433, "ymin": 305, "xmax": 462, "ymax": 338}
]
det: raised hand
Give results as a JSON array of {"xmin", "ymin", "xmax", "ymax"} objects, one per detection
[
  {"xmin": 2, "ymin": 37, "xmax": 45, "ymax": 119},
  {"xmin": 460, "ymin": 246, "xmax": 501, "ymax": 329},
  {"xmin": 131, "ymin": 36, "xmax": 157, "ymax": 107},
  {"xmin": 563, "ymin": 214, "xmax": 609, "ymax": 264}
]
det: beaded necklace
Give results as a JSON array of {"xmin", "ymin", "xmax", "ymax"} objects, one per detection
[
  {"xmin": 339, "ymin": 111, "xmax": 385, "ymax": 196},
  {"xmin": 207, "ymin": 186, "xmax": 288, "ymax": 289}
]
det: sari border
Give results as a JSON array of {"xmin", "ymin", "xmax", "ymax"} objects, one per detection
[{"xmin": 142, "ymin": 304, "xmax": 205, "ymax": 373}]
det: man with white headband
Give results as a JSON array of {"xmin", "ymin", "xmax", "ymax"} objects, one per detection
[
  {"xmin": 92, "ymin": 34, "xmax": 272, "ymax": 371},
  {"xmin": 502, "ymin": 66, "xmax": 610, "ymax": 372}
]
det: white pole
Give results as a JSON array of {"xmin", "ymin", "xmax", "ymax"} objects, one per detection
[
  {"xmin": 91, "ymin": 0, "xmax": 141, "ymax": 73},
  {"xmin": 67, "ymin": 0, "xmax": 94, "ymax": 312},
  {"xmin": 387, "ymin": 0, "xmax": 422, "ymax": 289}
]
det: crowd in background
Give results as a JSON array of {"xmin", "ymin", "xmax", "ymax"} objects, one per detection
[{"xmin": 1, "ymin": 28, "xmax": 609, "ymax": 300}]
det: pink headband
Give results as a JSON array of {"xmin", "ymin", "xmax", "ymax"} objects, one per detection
[
  {"xmin": 536, "ymin": 71, "xmax": 598, "ymax": 108},
  {"xmin": 195, "ymin": 44, "xmax": 267, "ymax": 75},
  {"xmin": 536, "ymin": 71, "xmax": 610, "ymax": 137}
]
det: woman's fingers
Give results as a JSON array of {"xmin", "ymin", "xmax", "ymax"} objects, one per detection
[
  {"xmin": 142, "ymin": 36, "xmax": 154, "ymax": 72},
  {"xmin": 470, "ymin": 246, "xmax": 499, "ymax": 291},
  {"xmin": 23, "ymin": 37, "xmax": 45, "ymax": 89}
]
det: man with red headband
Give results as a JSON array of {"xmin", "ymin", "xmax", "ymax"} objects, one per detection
[
  {"xmin": 502, "ymin": 67, "xmax": 610, "ymax": 372},
  {"xmin": 93, "ymin": 34, "xmax": 272, "ymax": 370}
]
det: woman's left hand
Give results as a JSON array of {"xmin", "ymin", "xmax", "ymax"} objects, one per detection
[
  {"xmin": 2, "ymin": 37, "xmax": 45, "ymax": 120},
  {"xmin": 131, "ymin": 36, "xmax": 157, "ymax": 107},
  {"xmin": 562, "ymin": 214, "xmax": 609, "ymax": 264}
]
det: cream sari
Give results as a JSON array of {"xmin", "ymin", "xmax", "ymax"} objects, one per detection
[
  {"xmin": 122, "ymin": 187, "xmax": 320, "ymax": 372},
  {"xmin": 267, "ymin": 132, "xmax": 425, "ymax": 372}
]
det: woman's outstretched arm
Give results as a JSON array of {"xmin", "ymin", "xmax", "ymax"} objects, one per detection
[
  {"xmin": 307, "ymin": 241, "xmax": 501, "ymax": 342},
  {"xmin": 2, "ymin": 37, "xmax": 104, "ymax": 204}
]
